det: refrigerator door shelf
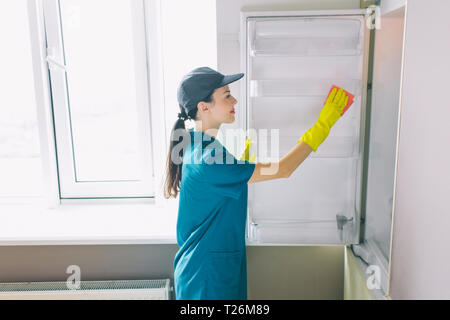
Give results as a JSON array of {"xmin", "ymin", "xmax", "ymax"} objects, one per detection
[{"xmin": 250, "ymin": 79, "xmax": 362, "ymax": 97}]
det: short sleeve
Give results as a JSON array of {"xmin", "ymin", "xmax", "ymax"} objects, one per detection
[{"xmin": 188, "ymin": 146, "xmax": 256, "ymax": 200}]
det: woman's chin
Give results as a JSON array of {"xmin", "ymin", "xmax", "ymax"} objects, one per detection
[{"xmin": 227, "ymin": 114, "xmax": 236, "ymax": 123}]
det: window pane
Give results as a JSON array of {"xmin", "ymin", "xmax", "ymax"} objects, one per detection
[
  {"xmin": 0, "ymin": 0, "xmax": 44, "ymax": 198},
  {"xmin": 59, "ymin": 0, "xmax": 145, "ymax": 181}
]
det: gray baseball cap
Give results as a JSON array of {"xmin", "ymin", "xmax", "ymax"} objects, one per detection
[{"xmin": 177, "ymin": 66, "xmax": 244, "ymax": 115}]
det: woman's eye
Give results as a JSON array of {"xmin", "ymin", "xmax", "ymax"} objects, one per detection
[{"xmin": 227, "ymin": 95, "xmax": 231, "ymax": 98}]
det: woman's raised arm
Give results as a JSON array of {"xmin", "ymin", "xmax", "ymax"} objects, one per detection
[
  {"xmin": 248, "ymin": 140, "xmax": 312, "ymax": 183},
  {"xmin": 248, "ymin": 87, "xmax": 349, "ymax": 184}
]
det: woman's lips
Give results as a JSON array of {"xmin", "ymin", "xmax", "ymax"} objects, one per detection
[{"xmin": 231, "ymin": 110, "xmax": 235, "ymax": 114}]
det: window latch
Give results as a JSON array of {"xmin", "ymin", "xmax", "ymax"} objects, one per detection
[{"xmin": 46, "ymin": 47, "xmax": 67, "ymax": 71}]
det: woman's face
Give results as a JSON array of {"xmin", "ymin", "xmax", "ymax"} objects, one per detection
[{"xmin": 208, "ymin": 85, "xmax": 238, "ymax": 124}]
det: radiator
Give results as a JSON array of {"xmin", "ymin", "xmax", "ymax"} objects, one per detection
[{"xmin": 0, "ymin": 279, "xmax": 171, "ymax": 300}]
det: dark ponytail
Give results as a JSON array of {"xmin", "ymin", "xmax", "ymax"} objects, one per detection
[
  {"xmin": 164, "ymin": 90, "xmax": 215, "ymax": 198},
  {"xmin": 163, "ymin": 105, "xmax": 200, "ymax": 198}
]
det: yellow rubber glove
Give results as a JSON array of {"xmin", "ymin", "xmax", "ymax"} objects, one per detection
[
  {"xmin": 298, "ymin": 88, "xmax": 348, "ymax": 152},
  {"xmin": 239, "ymin": 138, "xmax": 256, "ymax": 162}
]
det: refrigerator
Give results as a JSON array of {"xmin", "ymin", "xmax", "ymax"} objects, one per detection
[{"xmin": 239, "ymin": 9, "xmax": 371, "ymax": 246}]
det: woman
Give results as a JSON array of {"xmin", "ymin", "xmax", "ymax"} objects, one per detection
[{"xmin": 164, "ymin": 66, "xmax": 348, "ymax": 300}]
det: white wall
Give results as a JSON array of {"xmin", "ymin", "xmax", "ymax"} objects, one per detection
[
  {"xmin": 389, "ymin": 0, "xmax": 450, "ymax": 299},
  {"xmin": 160, "ymin": 0, "xmax": 217, "ymax": 144}
]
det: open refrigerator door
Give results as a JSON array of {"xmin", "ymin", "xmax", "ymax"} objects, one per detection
[{"xmin": 241, "ymin": 10, "xmax": 370, "ymax": 245}]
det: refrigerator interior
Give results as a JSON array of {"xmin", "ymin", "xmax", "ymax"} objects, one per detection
[{"xmin": 243, "ymin": 12, "xmax": 369, "ymax": 245}]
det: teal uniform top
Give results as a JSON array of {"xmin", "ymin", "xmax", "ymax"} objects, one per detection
[{"xmin": 174, "ymin": 129, "xmax": 256, "ymax": 300}]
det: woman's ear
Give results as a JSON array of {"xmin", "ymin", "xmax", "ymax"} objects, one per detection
[{"xmin": 197, "ymin": 102, "xmax": 210, "ymax": 115}]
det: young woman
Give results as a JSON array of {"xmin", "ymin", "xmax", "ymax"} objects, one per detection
[{"xmin": 164, "ymin": 66, "xmax": 348, "ymax": 300}]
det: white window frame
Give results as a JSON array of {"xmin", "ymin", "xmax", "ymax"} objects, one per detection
[{"xmin": 27, "ymin": 0, "xmax": 168, "ymax": 205}]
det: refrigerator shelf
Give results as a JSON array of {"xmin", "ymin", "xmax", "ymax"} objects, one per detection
[
  {"xmin": 248, "ymin": 157, "xmax": 358, "ymax": 219},
  {"xmin": 251, "ymin": 55, "xmax": 362, "ymax": 80},
  {"xmin": 283, "ymin": 138, "xmax": 358, "ymax": 158},
  {"xmin": 249, "ymin": 17, "xmax": 363, "ymax": 57},
  {"xmin": 250, "ymin": 218, "xmax": 346, "ymax": 225},
  {"xmin": 249, "ymin": 79, "xmax": 362, "ymax": 97},
  {"xmin": 248, "ymin": 96, "xmax": 360, "ymax": 132},
  {"xmin": 250, "ymin": 17, "xmax": 362, "ymax": 39},
  {"xmin": 249, "ymin": 135, "xmax": 358, "ymax": 159},
  {"xmin": 250, "ymin": 119, "xmax": 359, "ymax": 135},
  {"xmin": 247, "ymin": 223, "xmax": 356, "ymax": 245},
  {"xmin": 251, "ymin": 37, "xmax": 362, "ymax": 57},
  {"xmin": 254, "ymin": 155, "xmax": 360, "ymax": 161}
]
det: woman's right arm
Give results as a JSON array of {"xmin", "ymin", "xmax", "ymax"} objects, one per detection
[
  {"xmin": 248, "ymin": 140, "xmax": 313, "ymax": 183},
  {"xmin": 248, "ymin": 88, "xmax": 348, "ymax": 184}
]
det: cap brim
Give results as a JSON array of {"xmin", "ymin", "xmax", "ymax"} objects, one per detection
[{"xmin": 218, "ymin": 73, "xmax": 245, "ymax": 87}]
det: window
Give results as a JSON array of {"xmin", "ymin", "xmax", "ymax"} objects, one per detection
[
  {"xmin": 0, "ymin": 0, "xmax": 44, "ymax": 203},
  {"xmin": 14, "ymin": 0, "xmax": 217, "ymax": 205},
  {"xmin": 0, "ymin": 0, "xmax": 216, "ymax": 243},
  {"xmin": 43, "ymin": 0, "xmax": 155, "ymax": 198}
]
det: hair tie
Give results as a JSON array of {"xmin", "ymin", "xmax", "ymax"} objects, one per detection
[{"xmin": 178, "ymin": 112, "xmax": 186, "ymax": 121}]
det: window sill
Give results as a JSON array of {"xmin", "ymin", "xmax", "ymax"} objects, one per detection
[{"xmin": 0, "ymin": 198, "xmax": 178, "ymax": 246}]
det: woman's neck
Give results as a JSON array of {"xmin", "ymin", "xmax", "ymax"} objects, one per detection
[{"xmin": 194, "ymin": 120, "xmax": 220, "ymax": 139}]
